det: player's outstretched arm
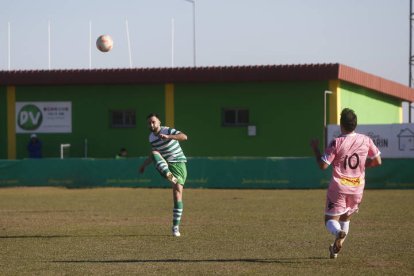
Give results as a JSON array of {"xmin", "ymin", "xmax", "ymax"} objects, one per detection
[
  {"xmin": 139, "ymin": 155, "xmax": 153, "ymax": 173},
  {"xmin": 310, "ymin": 139, "xmax": 329, "ymax": 170},
  {"xmin": 365, "ymin": 154, "xmax": 382, "ymax": 168}
]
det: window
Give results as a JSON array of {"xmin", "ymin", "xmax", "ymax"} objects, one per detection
[
  {"xmin": 222, "ymin": 108, "xmax": 249, "ymax": 126},
  {"xmin": 110, "ymin": 110, "xmax": 136, "ymax": 128}
]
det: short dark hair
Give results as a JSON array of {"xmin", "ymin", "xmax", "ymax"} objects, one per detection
[
  {"xmin": 146, "ymin": 113, "xmax": 160, "ymax": 120},
  {"xmin": 340, "ymin": 108, "xmax": 357, "ymax": 132}
]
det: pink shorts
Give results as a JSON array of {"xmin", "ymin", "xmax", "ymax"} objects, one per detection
[{"xmin": 325, "ymin": 191, "xmax": 363, "ymax": 217}]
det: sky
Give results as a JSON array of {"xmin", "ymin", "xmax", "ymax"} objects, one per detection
[{"xmin": 0, "ymin": 0, "xmax": 413, "ymax": 120}]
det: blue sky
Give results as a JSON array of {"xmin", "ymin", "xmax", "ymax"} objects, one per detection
[{"xmin": 0, "ymin": 0, "xmax": 412, "ymax": 119}]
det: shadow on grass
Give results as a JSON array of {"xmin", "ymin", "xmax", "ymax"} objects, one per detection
[
  {"xmin": 0, "ymin": 235, "xmax": 72, "ymax": 239},
  {"xmin": 0, "ymin": 234, "xmax": 170, "ymax": 239},
  {"xmin": 51, "ymin": 257, "xmax": 326, "ymax": 264}
]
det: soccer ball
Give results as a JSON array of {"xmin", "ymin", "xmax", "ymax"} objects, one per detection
[{"xmin": 96, "ymin": 35, "xmax": 113, "ymax": 52}]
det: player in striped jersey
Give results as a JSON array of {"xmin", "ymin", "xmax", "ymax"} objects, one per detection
[
  {"xmin": 139, "ymin": 113, "xmax": 188, "ymax": 237},
  {"xmin": 311, "ymin": 108, "xmax": 381, "ymax": 259}
]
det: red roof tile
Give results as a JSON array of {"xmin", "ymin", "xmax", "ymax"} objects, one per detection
[{"xmin": 0, "ymin": 63, "xmax": 412, "ymax": 102}]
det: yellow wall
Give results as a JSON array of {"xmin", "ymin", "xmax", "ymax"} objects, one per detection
[
  {"xmin": 328, "ymin": 80, "xmax": 341, "ymax": 124},
  {"xmin": 7, "ymin": 86, "xmax": 16, "ymax": 159},
  {"xmin": 165, "ymin": 83, "xmax": 174, "ymax": 128}
]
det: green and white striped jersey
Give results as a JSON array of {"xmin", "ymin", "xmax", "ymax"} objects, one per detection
[{"xmin": 149, "ymin": 126, "xmax": 187, "ymax": 163}]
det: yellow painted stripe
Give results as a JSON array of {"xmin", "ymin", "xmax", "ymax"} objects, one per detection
[
  {"xmin": 328, "ymin": 80, "xmax": 341, "ymax": 124},
  {"xmin": 398, "ymin": 104, "xmax": 403, "ymax": 123},
  {"xmin": 165, "ymin": 83, "xmax": 174, "ymax": 128},
  {"xmin": 7, "ymin": 86, "xmax": 16, "ymax": 159}
]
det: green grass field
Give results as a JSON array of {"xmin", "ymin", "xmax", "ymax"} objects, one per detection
[{"xmin": 0, "ymin": 187, "xmax": 413, "ymax": 275}]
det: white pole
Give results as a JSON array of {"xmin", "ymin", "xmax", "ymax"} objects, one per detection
[
  {"xmin": 192, "ymin": 0, "xmax": 196, "ymax": 67},
  {"xmin": 89, "ymin": 20, "xmax": 92, "ymax": 69},
  {"xmin": 324, "ymin": 90, "xmax": 333, "ymax": 148},
  {"xmin": 171, "ymin": 17, "xmax": 175, "ymax": 68},
  {"xmin": 183, "ymin": 0, "xmax": 196, "ymax": 66},
  {"xmin": 60, "ymin": 144, "xmax": 70, "ymax": 159},
  {"xmin": 8, "ymin": 22, "xmax": 11, "ymax": 70},
  {"xmin": 125, "ymin": 19, "xmax": 133, "ymax": 68},
  {"xmin": 48, "ymin": 20, "xmax": 51, "ymax": 70},
  {"xmin": 324, "ymin": 90, "xmax": 333, "ymax": 128},
  {"xmin": 84, "ymin": 138, "xmax": 88, "ymax": 158}
]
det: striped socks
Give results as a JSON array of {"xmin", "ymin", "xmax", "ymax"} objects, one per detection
[{"xmin": 173, "ymin": 201, "xmax": 183, "ymax": 226}]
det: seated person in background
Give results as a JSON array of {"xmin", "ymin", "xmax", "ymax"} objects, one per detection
[
  {"xmin": 115, "ymin": 148, "xmax": 128, "ymax": 159},
  {"xmin": 28, "ymin": 134, "xmax": 42, "ymax": 158}
]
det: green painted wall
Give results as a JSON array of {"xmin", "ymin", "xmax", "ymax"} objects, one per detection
[
  {"xmin": 340, "ymin": 82, "xmax": 401, "ymax": 123},
  {"xmin": 175, "ymin": 81, "xmax": 328, "ymax": 157},
  {"xmin": 0, "ymin": 86, "xmax": 7, "ymax": 159},
  {"xmin": 14, "ymin": 85, "xmax": 165, "ymax": 159},
  {"xmin": 2, "ymin": 79, "xmax": 405, "ymax": 159}
]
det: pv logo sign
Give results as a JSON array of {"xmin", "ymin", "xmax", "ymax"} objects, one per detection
[{"xmin": 17, "ymin": 104, "xmax": 43, "ymax": 131}]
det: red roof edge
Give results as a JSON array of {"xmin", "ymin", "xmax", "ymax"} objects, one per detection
[
  {"xmin": 0, "ymin": 63, "xmax": 412, "ymax": 102},
  {"xmin": 0, "ymin": 64, "xmax": 340, "ymax": 85},
  {"xmin": 338, "ymin": 64, "xmax": 414, "ymax": 102}
]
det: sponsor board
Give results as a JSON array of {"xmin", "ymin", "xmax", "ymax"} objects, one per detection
[
  {"xmin": 327, "ymin": 124, "xmax": 414, "ymax": 158},
  {"xmin": 16, "ymin": 102, "xmax": 72, "ymax": 133}
]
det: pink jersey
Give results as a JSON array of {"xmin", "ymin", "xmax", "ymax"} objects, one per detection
[{"xmin": 322, "ymin": 132, "xmax": 380, "ymax": 194}]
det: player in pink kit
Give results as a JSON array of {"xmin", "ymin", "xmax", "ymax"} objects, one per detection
[{"xmin": 311, "ymin": 108, "xmax": 382, "ymax": 259}]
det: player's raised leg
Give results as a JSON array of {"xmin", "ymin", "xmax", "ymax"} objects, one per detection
[
  {"xmin": 151, "ymin": 151, "xmax": 177, "ymax": 184},
  {"xmin": 337, "ymin": 193, "xmax": 361, "ymax": 248},
  {"xmin": 339, "ymin": 220, "xmax": 350, "ymax": 242},
  {"xmin": 325, "ymin": 216, "xmax": 347, "ymax": 259},
  {"xmin": 325, "ymin": 191, "xmax": 349, "ymax": 258},
  {"xmin": 338, "ymin": 213, "xmax": 353, "ymax": 248}
]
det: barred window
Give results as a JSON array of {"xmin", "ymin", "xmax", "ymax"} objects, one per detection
[
  {"xmin": 222, "ymin": 108, "xmax": 249, "ymax": 126},
  {"xmin": 110, "ymin": 110, "xmax": 136, "ymax": 128}
]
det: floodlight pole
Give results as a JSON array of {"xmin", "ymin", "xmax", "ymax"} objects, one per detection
[
  {"xmin": 410, "ymin": 0, "xmax": 414, "ymax": 122},
  {"xmin": 8, "ymin": 22, "xmax": 10, "ymax": 70},
  {"xmin": 171, "ymin": 17, "xmax": 175, "ymax": 67},
  {"xmin": 183, "ymin": 0, "xmax": 196, "ymax": 67},
  {"xmin": 125, "ymin": 19, "xmax": 133, "ymax": 68},
  {"xmin": 324, "ymin": 90, "xmax": 333, "ymax": 148},
  {"xmin": 89, "ymin": 20, "xmax": 92, "ymax": 69},
  {"xmin": 48, "ymin": 20, "xmax": 51, "ymax": 70},
  {"xmin": 411, "ymin": 0, "xmax": 413, "ymax": 88}
]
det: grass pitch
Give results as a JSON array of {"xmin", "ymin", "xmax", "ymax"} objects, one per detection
[{"xmin": 0, "ymin": 187, "xmax": 413, "ymax": 275}]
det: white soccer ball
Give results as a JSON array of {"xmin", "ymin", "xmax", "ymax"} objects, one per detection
[{"xmin": 96, "ymin": 35, "xmax": 113, "ymax": 52}]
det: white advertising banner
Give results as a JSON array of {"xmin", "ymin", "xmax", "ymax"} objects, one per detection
[
  {"xmin": 327, "ymin": 124, "xmax": 414, "ymax": 158},
  {"xmin": 15, "ymin": 102, "xmax": 72, "ymax": 133}
]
